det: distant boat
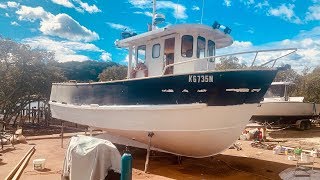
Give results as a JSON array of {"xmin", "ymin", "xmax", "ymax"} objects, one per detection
[
  {"xmin": 49, "ymin": 1, "xmax": 297, "ymax": 157},
  {"xmin": 251, "ymin": 82, "xmax": 319, "ymax": 129}
]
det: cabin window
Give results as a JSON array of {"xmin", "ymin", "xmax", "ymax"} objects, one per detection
[
  {"xmin": 181, "ymin": 35, "xmax": 193, "ymax": 58},
  {"xmin": 137, "ymin": 45, "xmax": 146, "ymax": 63},
  {"xmin": 197, "ymin": 36, "xmax": 206, "ymax": 58},
  {"xmin": 152, "ymin": 44, "xmax": 160, "ymax": 58},
  {"xmin": 207, "ymin": 40, "xmax": 215, "ymax": 57}
]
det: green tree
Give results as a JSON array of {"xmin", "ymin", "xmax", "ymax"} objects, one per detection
[
  {"xmin": 274, "ymin": 65, "xmax": 320, "ymax": 103},
  {"xmin": 57, "ymin": 60, "xmax": 118, "ymax": 82},
  {"xmin": 0, "ymin": 37, "xmax": 64, "ymax": 124},
  {"xmin": 274, "ymin": 65, "xmax": 303, "ymax": 97},
  {"xmin": 301, "ymin": 67, "xmax": 320, "ymax": 103},
  {"xmin": 215, "ymin": 56, "xmax": 247, "ymax": 70},
  {"xmin": 98, "ymin": 66, "xmax": 127, "ymax": 81}
]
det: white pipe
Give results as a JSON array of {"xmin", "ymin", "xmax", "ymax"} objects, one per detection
[{"xmin": 162, "ymin": 48, "xmax": 297, "ymax": 75}]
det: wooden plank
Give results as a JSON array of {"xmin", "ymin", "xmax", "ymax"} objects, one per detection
[
  {"xmin": 5, "ymin": 146, "xmax": 35, "ymax": 180},
  {"xmin": 12, "ymin": 147, "xmax": 35, "ymax": 180}
]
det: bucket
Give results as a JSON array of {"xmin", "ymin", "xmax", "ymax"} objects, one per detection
[
  {"xmin": 33, "ymin": 159, "xmax": 46, "ymax": 170},
  {"xmin": 288, "ymin": 155, "xmax": 297, "ymax": 161},
  {"xmin": 301, "ymin": 153, "xmax": 310, "ymax": 162}
]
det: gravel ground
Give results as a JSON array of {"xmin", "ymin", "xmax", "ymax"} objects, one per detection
[{"xmin": 1, "ymin": 128, "xmax": 320, "ymax": 180}]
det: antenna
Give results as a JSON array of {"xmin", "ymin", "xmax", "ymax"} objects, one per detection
[
  {"xmin": 151, "ymin": 0, "xmax": 165, "ymax": 30},
  {"xmin": 175, "ymin": 0, "xmax": 180, "ymax": 24},
  {"xmin": 152, "ymin": 0, "xmax": 156, "ymax": 30},
  {"xmin": 201, "ymin": 0, "xmax": 205, "ymax": 24}
]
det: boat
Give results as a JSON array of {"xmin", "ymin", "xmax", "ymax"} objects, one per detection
[
  {"xmin": 251, "ymin": 82, "xmax": 319, "ymax": 129},
  {"xmin": 49, "ymin": 1, "xmax": 297, "ymax": 157}
]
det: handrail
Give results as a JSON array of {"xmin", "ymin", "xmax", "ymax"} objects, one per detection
[{"xmin": 162, "ymin": 48, "xmax": 297, "ymax": 75}]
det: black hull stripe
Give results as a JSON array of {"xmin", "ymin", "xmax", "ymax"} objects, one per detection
[{"xmin": 50, "ymin": 70, "xmax": 278, "ymax": 106}]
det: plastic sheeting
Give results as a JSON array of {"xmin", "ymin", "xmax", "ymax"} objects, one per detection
[{"xmin": 62, "ymin": 135, "xmax": 121, "ymax": 180}]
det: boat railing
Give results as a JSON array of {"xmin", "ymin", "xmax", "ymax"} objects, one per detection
[{"xmin": 162, "ymin": 48, "xmax": 297, "ymax": 75}]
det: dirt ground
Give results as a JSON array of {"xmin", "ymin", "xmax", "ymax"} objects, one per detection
[{"xmin": 1, "ymin": 128, "xmax": 320, "ymax": 180}]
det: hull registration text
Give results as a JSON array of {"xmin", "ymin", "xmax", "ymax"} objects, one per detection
[{"xmin": 189, "ymin": 75, "xmax": 214, "ymax": 83}]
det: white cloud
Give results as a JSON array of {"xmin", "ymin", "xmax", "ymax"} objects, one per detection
[
  {"xmin": 16, "ymin": 6, "xmax": 99, "ymax": 42},
  {"xmin": 255, "ymin": 1, "xmax": 269, "ymax": 9},
  {"xmin": 218, "ymin": 27, "xmax": 320, "ymax": 72},
  {"xmin": 229, "ymin": 41, "xmax": 253, "ymax": 49},
  {"xmin": 192, "ymin": 5, "xmax": 200, "ymax": 11},
  {"xmin": 51, "ymin": 0, "xmax": 101, "ymax": 13},
  {"xmin": 22, "ymin": 36, "xmax": 107, "ymax": 62},
  {"xmin": 121, "ymin": 54, "xmax": 129, "ymax": 63},
  {"xmin": 106, "ymin": 22, "xmax": 133, "ymax": 31},
  {"xmin": 129, "ymin": 0, "xmax": 187, "ymax": 19},
  {"xmin": 128, "ymin": 0, "xmax": 149, "ymax": 8},
  {"xmin": 224, "ymin": 0, "xmax": 231, "ymax": 7},
  {"xmin": 10, "ymin": 21, "xmax": 19, "ymax": 26},
  {"xmin": 0, "ymin": 2, "xmax": 19, "ymax": 9},
  {"xmin": 0, "ymin": 3, "xmax": 7, "ymax": 9},
  {"xmin": 240, "ymin": 0, "xmax": 255, "ymax": 7},
  {"xmin": 7, "ymin": 1, "xmax": 19, "ymax": 8},
  {"xmin": 100, "ymin": 52, "xmax": 112, "ymax": 61},
  {"xmin": 16, "ymin": 6, "xmax": 49, "ymax": 22},
  {"xmin": 157, "ymin": 1, "xmax": 187, "ymax": 19},
  {"xmin": 268, "ymin": 4, "xmax": 302, "ymax": 24},
  {"xmin": 40, "ymin": 14, "xmax": 99, "ymax": 42},
  {"xmin": 51, "ymin": 0, "xmax": 74, "ymax": 8},
  {"xmin": 76, "ymin": 0, "xmax": 101, "ymax": 14},
  {"xmin": 5, "ymin": 13, "xmax": 9, "ymax": 17},
  {"xmin": 145, "ymin": 11, "xmax": 153, "ymax": 17},
  {"xmin": 246, "ymin": 29, "xmax": 254, "ymax": 34},
  {"xmin": 134, "ymin": 11, "xmax": 153, "ymax": 17},
  {"xmin": 306, "ymin": 5, "xmax": 320, "ymax": 21}
]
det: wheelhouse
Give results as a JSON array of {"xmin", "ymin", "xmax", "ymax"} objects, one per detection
[{"xmin": 116, "ymin": 24, "xmax": 233, "ymax": 78}]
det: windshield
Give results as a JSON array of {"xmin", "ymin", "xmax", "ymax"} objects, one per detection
[{"xmin": 264, "ymin": 85, "xmax": 285, "ymax": 98}]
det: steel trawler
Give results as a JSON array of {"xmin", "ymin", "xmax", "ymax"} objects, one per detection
[{"xmin": 49, "ymin": 1, "xmax": 297, "ymax": 157}]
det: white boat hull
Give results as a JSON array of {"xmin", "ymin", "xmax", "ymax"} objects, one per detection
[
  {"xmin": 50, "ymin": 102, "xmax": 257, "ymax": 157},
  {"xmin": 255, "ymin": 102, "xmax": 316, "ymax": 117}
]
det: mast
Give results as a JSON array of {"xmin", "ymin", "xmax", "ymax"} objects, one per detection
[{"xmin": 152, "ymin": 0, "xmax": 156, "ymax": 30}]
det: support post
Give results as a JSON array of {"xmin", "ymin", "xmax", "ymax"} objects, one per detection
[
  {"xmin": 144, "ymin": 132, "xmax": 154, "ymax": 173},
  {"xmin": 262, "ymin": 126, "xmax": 267, "ymax": 140},
  {"xmin": 89, "ymin": 127, "xmax": 93, "ymax": 136},
  {"xmin": 37, "ymin": 100, "xmax": 40, "ymax": 123},
  {"xmin": 127, "ymin": 46, "xmax": 132, "ymax": 79},
  {"xmin": 28, "ymin": 99, "xmax": 31, "ymax": 123},
  {"xmin": 61, "ymin": 121, "xmax": 64, "ymax": 148},
  {"xmin": 250, "ymin": 52, "xmax": 259, "ymax": 67}
]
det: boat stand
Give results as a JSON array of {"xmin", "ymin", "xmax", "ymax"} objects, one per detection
[
  {"xmin": 177, "ymin": 156, "xmax": 182, "ymax": 165},
  {"xmin": 61, "ymin": 121, "xmax": 64, "ymax": 148},
  {"xmin": 144, "ymin": 132, "xmax": 154, "ymax": 173}
]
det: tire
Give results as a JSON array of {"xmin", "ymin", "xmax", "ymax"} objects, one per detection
[
  {"xmin": 304, "ymin": 121, "xmax": 311, "ymax": 130},
  {"xmin": 297, "ymin": 121, "xmax": 305, "ymax": 131}
]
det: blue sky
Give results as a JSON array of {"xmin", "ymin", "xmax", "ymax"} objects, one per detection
[{"xmin": 0, "ymin": 0, "xmax": 319, "ymax": 71}]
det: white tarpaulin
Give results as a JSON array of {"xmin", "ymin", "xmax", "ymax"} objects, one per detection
[{"xmin": 62, "ymin": 135, "xmax": 121, "ymax": 180}]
